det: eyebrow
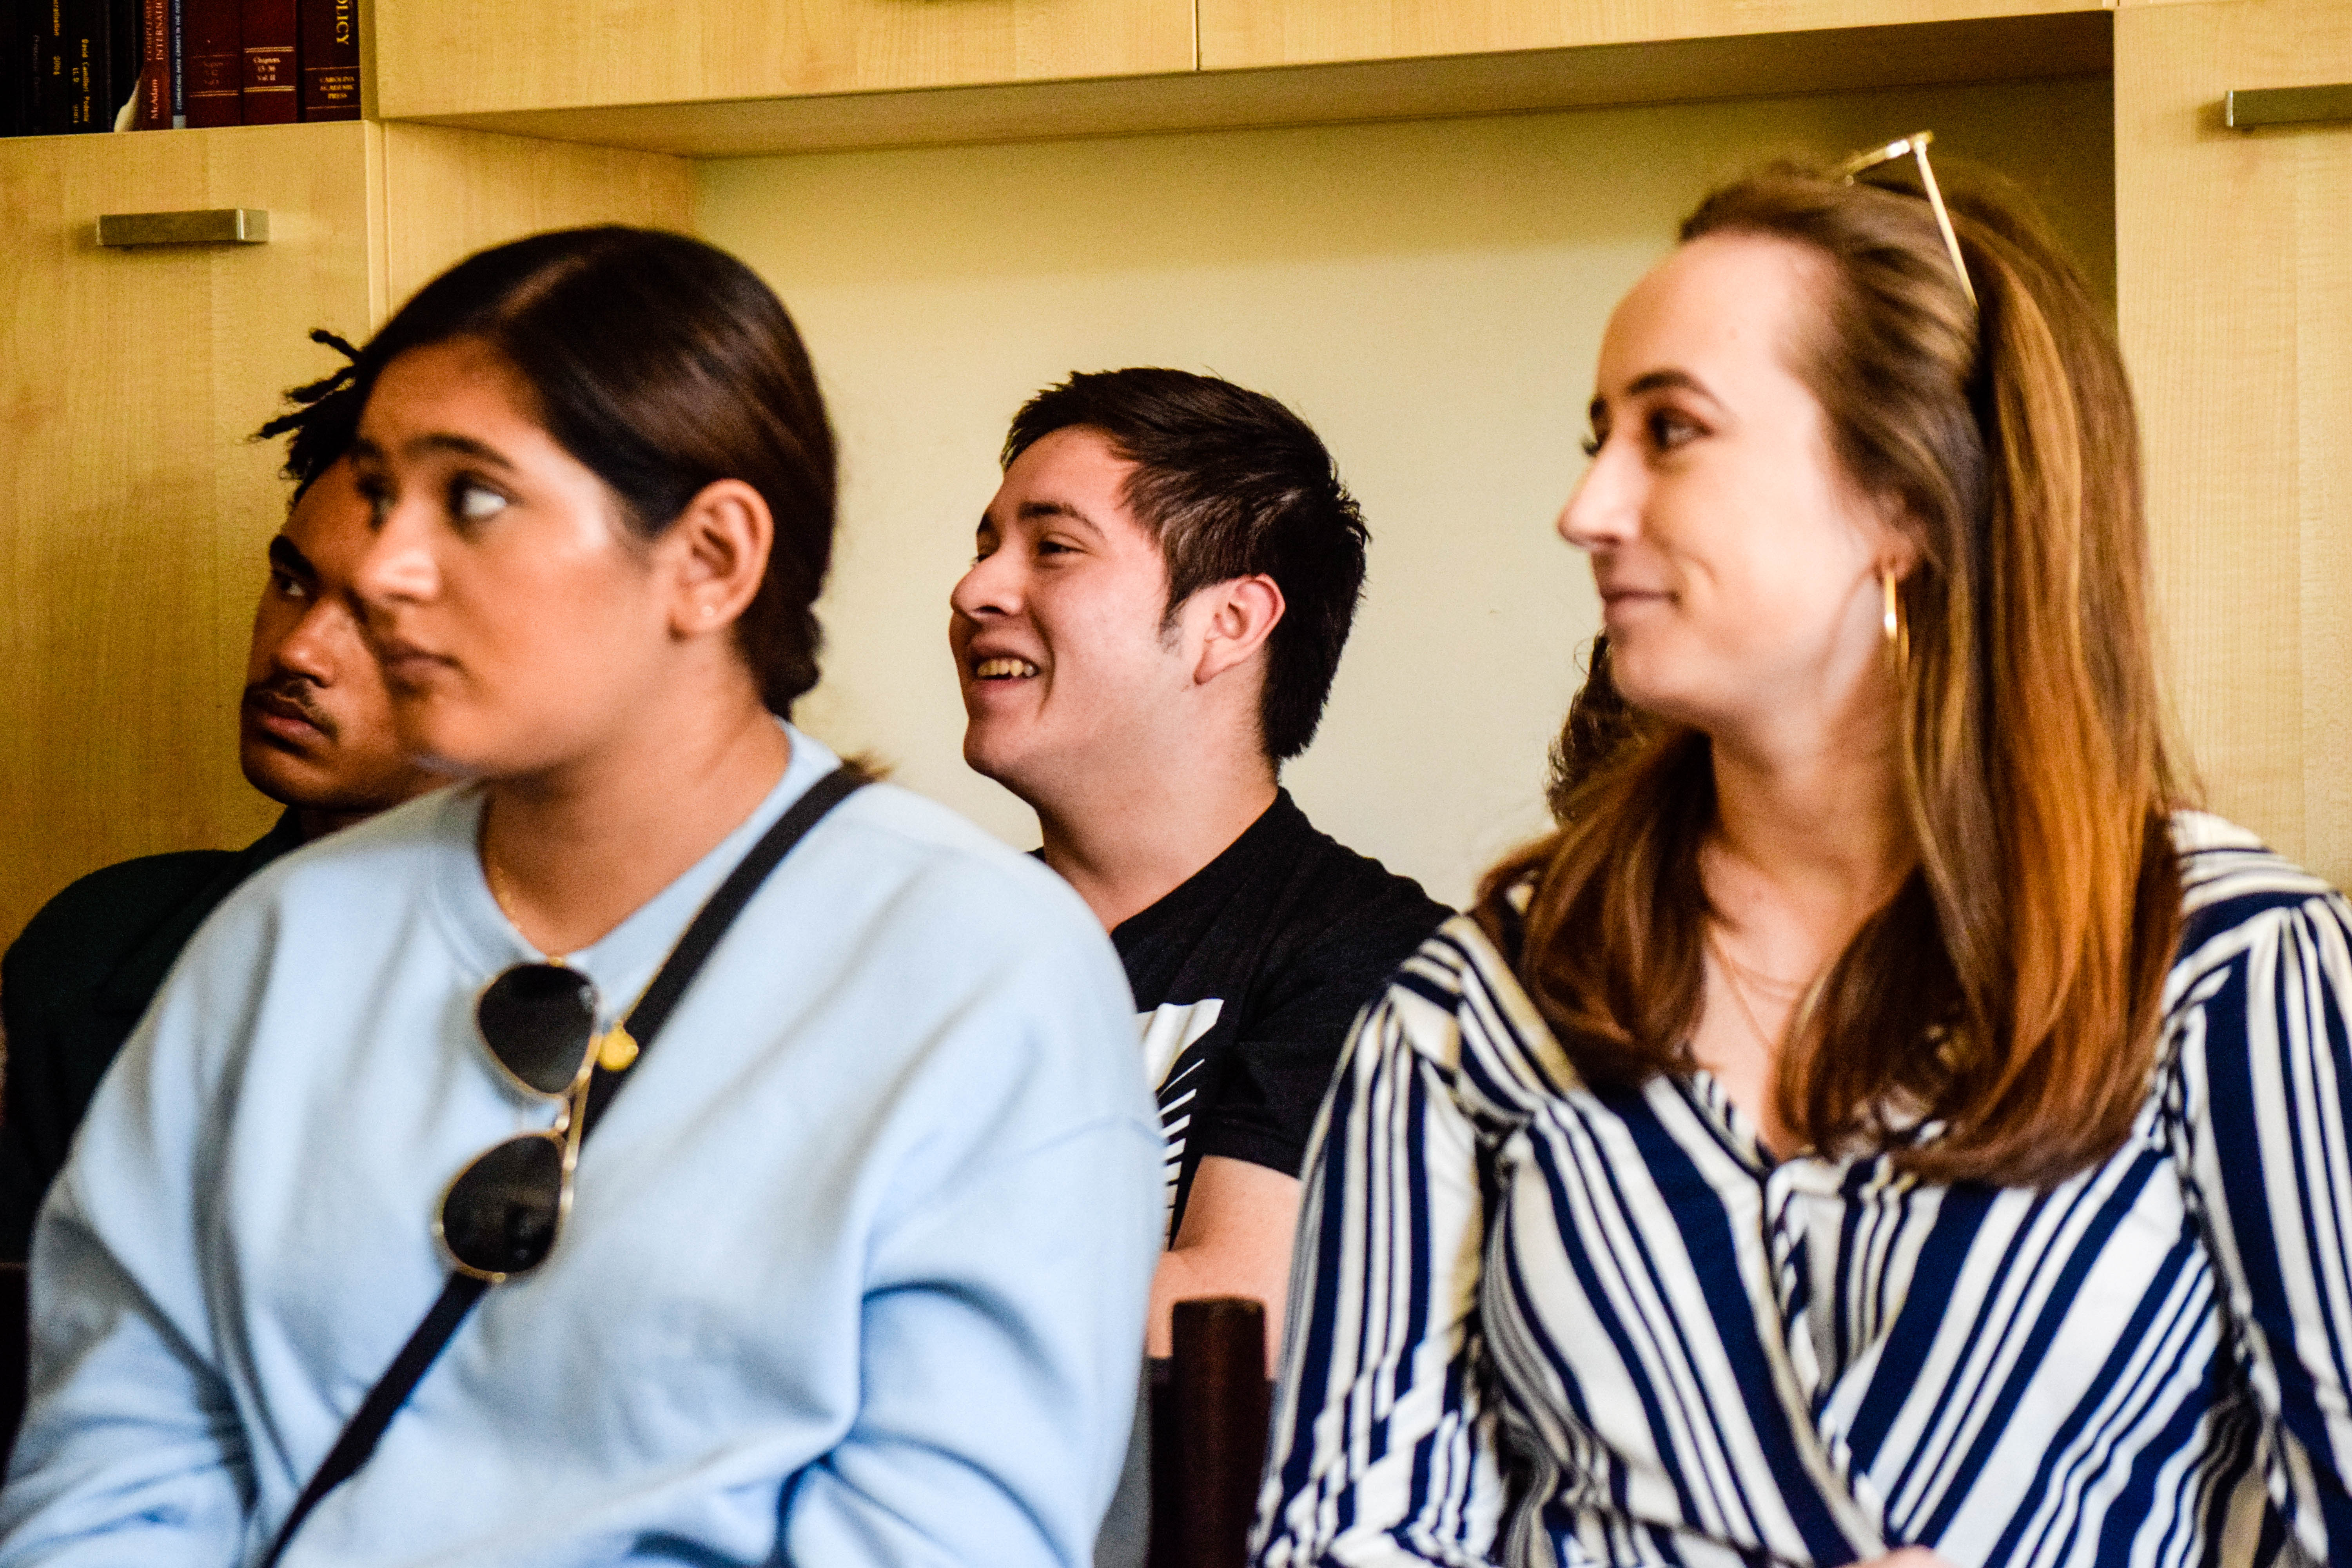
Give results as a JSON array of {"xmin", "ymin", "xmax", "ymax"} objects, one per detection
[
  {"xmin": 1589, "ymin": 368, "xmax": 1719, "ymax": 425},
  {"xmin": 976, "ymin": 498, "xmax": 1103, "ymax": 536},
  {"xmin": 267, "ymin": 535, "xmax": 318, "ymax": 580},
  {"xmin": 345, "ymin": 431, "xmax": 517, "ymax": 471},
  {"xmin": 1016, "ymin": 499, "xmax": 1098, "ymax": 530},
  {"xmin": 404, "ymin": 432, "xmax": 518, "ymax": 470},
  {"xmin": 1640, "ymin": 368, "xmax": 1712, "ymax": 395}
]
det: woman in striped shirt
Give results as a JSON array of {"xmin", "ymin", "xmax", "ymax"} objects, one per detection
[{"xmin": 1254, "ymin": 156, "xmax": 2352, "ymax": 1567}]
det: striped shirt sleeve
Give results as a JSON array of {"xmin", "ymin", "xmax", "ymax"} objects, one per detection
[
  {"xmin": 1252, "ymin": 943, "xmax": 1511, "ymax": 1567},
  {"xmin": 2168, "ymin": 860, "xmax": 2352, "ymax": 1563}
]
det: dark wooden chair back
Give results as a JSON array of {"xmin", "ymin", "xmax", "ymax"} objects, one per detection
[
  {"xmin": 1147, "ymin": 1296, "xmax": 1272, "ymax": 1568},
  {"xmin": 0, "ymin": 1261, "xmax": 25, "ymax": 1469}
]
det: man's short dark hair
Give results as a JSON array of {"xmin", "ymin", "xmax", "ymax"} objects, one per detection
[{"xmin": 1003, "ymin": 369, "xmax": 1369, "ymax": 763}]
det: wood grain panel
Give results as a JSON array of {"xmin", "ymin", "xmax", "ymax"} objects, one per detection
[
  {"xmin": 0, "ymin": 123, "xmax": 376, "ymax": 944},
  {"xmin": 2294, "ymin": 110, "xmax": 2352, "ymax": 885},
  {"xmin": 394, "ymin": 11, "xmax": 2110, "ymax": 158},
  {"xmin": 377, "ymin": 125, "xmax": 694, "ymax": 311},
  {"xmin": 1200, "ymin": 0, "xmax": 2105, "ymax": 71},
  {"xmin": 374, "ymin": 0, "xmax": 1194, "ymax": 122},
  {"xmin": 2116, "ymin": 0, "xmax": 2352, "ymax": 884}
]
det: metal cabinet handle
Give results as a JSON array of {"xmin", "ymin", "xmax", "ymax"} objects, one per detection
[
  {"xmin": 94, "ymin": 209, "xmax": 271, "ymax": 247},
  {"xmin": 2226, "ymin": 84, "xmax": 2352, "ymax": 129}
]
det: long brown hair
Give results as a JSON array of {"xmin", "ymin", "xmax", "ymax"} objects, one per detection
[{"xmin": 1479, "ymin": 165, "xmax": 2183, "ymax": 1187}]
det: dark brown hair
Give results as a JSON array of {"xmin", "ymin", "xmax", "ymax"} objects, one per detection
[
  {"xmin": 256, "ymin": 328, "xmax": 367, "ymax": 497},
  {"xmin": 333, "ymin": 227, "xmax": 836, "ymax": 715},
  {"xmin": 1478, "ymin": 164, "xmax": 2183, "ymax": 1187},
  {"xmin": 1004, "ymin": 368, "xmax": 1368, "ymax": 762},
  {"xmin": 1548, "ymin": 634, "xmax": 1646, "ymax": 820}
]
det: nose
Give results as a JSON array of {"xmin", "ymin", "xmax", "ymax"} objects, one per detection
[
  {"xmin": 1558, "ymin": 433, "xmax": 1639, "ymax": 553},
  {"xmin": 353, "ymin": 494, "xmax": 440, "ymax": 624},
  {"xmin": 272, "ymin": 593, "xmax": 357, "ymax": 685},
  {"xmin": 948, "ymin": 545, "xmax": 1018, "ymax": 626}
]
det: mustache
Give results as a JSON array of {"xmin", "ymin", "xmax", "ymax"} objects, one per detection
[{"xmin": 243, "ymin": 675, "xmax": 338, "ymax": 741}]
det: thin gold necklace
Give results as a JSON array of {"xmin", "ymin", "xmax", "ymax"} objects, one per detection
[
  {"xmin": 1710, "ymin": 932, "xmax": 1809, "ymax": 1003},
  {"xmin": 1706, "ymin": 926, "xmax": 1796, "ymax": 1052}
]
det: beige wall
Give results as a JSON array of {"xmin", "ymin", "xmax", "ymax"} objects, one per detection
[{"xmin": 701, "ymin": 74, "xmax": 2115, "ymax": 907}]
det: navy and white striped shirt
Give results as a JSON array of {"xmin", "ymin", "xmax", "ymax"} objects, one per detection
[{"xmin": 1255, "ymin": 814, "xmax": 2352, "ymax": 1567}]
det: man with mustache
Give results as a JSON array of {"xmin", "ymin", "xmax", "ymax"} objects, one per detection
[{"xmin": 0, "ymin": 364, "xmax": 438, "ymax": 1260}]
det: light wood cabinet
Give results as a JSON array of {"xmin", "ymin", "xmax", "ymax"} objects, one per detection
[
  {"xmin": 0, "ymin": 123, "xmax": 690, "ymax": 941},
  {"xmin": 2116, "ymin": 0, "xmax": 2352, "ymax": 887},
  {"xmin": 1198, "ymin": 0, "xmax": 2102, "ymax": 71},
  {"xmin": 373, "ymin": 0, "xmax": 1195, "ymax": 123},
  {"xmin": 368, "ymin": 0, "xmax": 2106, "ymax": 159},
  {"xmin": 11, "ymin": 0, "xmax": 2350, "ymax": 933}
]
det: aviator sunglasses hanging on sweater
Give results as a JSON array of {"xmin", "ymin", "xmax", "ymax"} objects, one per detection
[{"xmin": 260, "ymin": 766, "xmax": 868, "ymax": 1568}]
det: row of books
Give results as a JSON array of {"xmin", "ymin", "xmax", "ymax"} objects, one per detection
[{"xmin": 1, "ymin": 0, "xmax": 357, "ymax": 137}]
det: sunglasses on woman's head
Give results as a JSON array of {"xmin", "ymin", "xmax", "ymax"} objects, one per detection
[
  {"xmin": 1838, "ymin": 129, "xmax": 1978, "ymax": 310},
  {"xmin": 434, "ymin": 962, "xmax": 606, "ymax": 1281}
]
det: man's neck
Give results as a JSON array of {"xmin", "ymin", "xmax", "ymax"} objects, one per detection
[{"xmin": 1034, "ymin": 760, "xmax": 1279, "ymax": 933}]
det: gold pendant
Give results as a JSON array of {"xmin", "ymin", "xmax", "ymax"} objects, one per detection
[{"xmin": 596, "ymin": 1025, "xmax": 640, "ymax": 1073}]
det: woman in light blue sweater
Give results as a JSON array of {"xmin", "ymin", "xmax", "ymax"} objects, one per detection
[{"xmin": 0, "ymin": 228, "xmax": 1163, "ymax": 1568}]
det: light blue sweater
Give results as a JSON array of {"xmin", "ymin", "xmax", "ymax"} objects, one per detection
[{"xmin": 0, "ymin": 730, "xmax": 1163, "ymax": 1567}]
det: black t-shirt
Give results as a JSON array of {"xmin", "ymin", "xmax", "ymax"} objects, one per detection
[{"xmin": 1113, "ymin": 790, "xmax": 1450, "ymax": 1239}]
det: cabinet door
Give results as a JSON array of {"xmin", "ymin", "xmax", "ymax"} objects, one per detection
[
  {"xmin": 2117, "ymin": 0, "xmax": 2352, "ymax": 886},
  {"xmin": 0, "ymin": 123, "xmax": 376, "ymax": 943},
  {"xmin": 374, "ymin": 0, "xmax": 1195, "ymax": 122},
  {"xmin": 1200, "ymin": 0, "xmax": 2102, "ymax": 70}
]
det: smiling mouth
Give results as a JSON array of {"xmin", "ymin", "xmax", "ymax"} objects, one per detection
[{"xmin": 973, "ymin": 657, "xmax": 1040, "ymax": 680}]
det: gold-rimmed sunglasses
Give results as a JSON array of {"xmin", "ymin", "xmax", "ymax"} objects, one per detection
[
  {"xmin": 432, "ymin": 962, "xmax": 640, "ymax": 1282},
  {"xmin": 1837, "ymin": 129, "xmax": 1977, "ymax": 310}
]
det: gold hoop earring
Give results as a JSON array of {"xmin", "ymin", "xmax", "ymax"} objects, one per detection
[{"xmin": 1881, "ymin": 569, "xmax": 1910, "ymax": 673}]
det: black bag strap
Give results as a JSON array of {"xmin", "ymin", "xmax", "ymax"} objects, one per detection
[{"xmin": 260, "ymin": 765, "xmax": 868, "ymax": 1567}]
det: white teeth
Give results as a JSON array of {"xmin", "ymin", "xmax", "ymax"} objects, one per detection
[{"xmin": 975, "ymin": 657, "xmax": 1040, "ymax": 679}]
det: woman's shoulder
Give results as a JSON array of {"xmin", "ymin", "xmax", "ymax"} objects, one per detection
[
  {"xmin": 780, "ymin": 779, "xmax": 1119, "ymax": 997},
  {"xmin": 818, "ymin": 780, "xmax": 1091, "ymax": 916},
  {"xmin": 1362, "ymin": 913, "xmax": 1585, "ymax": 1107},
  {"xmin": 2170, "ymin": 808, "xmax": 2348, "ymax": 943},
  {"xmin": 1386, "ymin": 913, "xmax": 1522, "ymax": 1011},
  {"xmin": 188, "ymin": 786, "xmax": 472, "ymax": 949},
  {"xmin": 2162, "ymin": 811, "xmax": 2352, "ymax": 1063}
]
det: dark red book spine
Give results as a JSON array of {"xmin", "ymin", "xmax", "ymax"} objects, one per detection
[
  {"xmin": 182, "ymin": 0, "xmax": 237, "ymax": 124},
  {"xmin": 134, "ymin": 0, "xmax": 168, "ymax": 125},
  {"xmin": 237, "ymin": 0, "xmax": 291, "ymax": 123},
  {"xmin": 296, "ymin": 0, "xmax": 353, "ymax": 120}
]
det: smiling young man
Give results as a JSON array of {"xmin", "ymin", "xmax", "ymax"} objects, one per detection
[
  {"xmin": 0, "ymin": 377, "xmax": 439, "ymax": 1259},
  {"xmin": 951, "ymin": 369, "xmax": 1450, "ymax": 1365}
]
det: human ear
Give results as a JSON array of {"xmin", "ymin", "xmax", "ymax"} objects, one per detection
[
  {"xmin": 658, "ymin": 479, "xmax": 774, "ymax": 637},
  {"xmin": 1867, "ymin": 492, "xmax": 1926, "ymax": 584},
  {"xmin": 1190, "ymin": 574, "xmax": 1287, "ymax": 686}
]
